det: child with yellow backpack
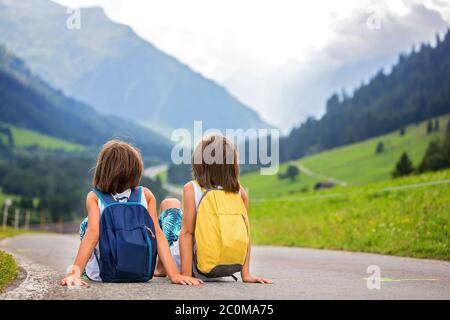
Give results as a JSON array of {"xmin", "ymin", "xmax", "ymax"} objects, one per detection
[{"xmin": 155, "ymin": 134, "xmax": 272, "ymax": 284}]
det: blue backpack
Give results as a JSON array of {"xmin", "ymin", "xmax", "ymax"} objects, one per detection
[{"xmin": 93, "ymin": 187, "xmax": 157, "ymax": 283}]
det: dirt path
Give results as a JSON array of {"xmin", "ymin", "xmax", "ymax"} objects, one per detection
[
  {"xmin": 296, "ymin": 162, "xmax": 348, "ymax": 186},
  {"xmin": 144, "ymin": 164, "xmax": 182, "ymax": 197}
]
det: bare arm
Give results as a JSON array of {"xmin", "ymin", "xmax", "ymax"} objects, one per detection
[
  {"xmin": 179, "ymin": 182, "xmax": 196, "ymax": 276},
  {"xmin": 144, "ymin": 188, "xmax": 202, "ymax": 285},
  {"xmin": 240, "ymin": 186, "xmax": 273, "ymax": 284},
  {"xmin": 61, "ymin": 192, "xmax": 100, "ymax": 286}
]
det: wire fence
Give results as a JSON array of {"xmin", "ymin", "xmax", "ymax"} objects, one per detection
[
  {"xmin": 250, "ymin": 179, "xmax": 450, "ymax": 203},
  {"xmin": 2, "ymin": 204, "xmax": 79, "ymax": 234}
]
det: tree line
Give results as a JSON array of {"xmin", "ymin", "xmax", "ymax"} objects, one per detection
[
  {"xmin": 393, "ymin": 119, "xmax": 450, "ymax": 178},
  {"xmin": 0, "ymin": 145, "xmax": 167, "ymax": 224},
  {"xmin": 281, "ymin": 30, "xmax": 450, "ymax": 162}
]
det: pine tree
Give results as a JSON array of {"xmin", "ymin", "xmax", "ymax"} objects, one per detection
[
  {"xmin": 286, "ymin": 165, "xmax": 300, "ymax": 182},
  {"xmin": 434, "ymin": 118, "xmax": 440, "ymax": 132},
  {"xmin": 279, "ymin": 164, "xmax": 300, "ymax": 182},
  {"xmin": 393, "ymin": 153, "xmax": 414, "ymax": 178},
  {"xmin": 375, "ymin": 141, "xmax": 385, "ymax": 154},
  {"xmin": 427, "ymin": 120, "xmax": 433, "ymax": 134},
  {"xmin": 419, "ymin": 135, "xmax": 450, "ymax": 173}
]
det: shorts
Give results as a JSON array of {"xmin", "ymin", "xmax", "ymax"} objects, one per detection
[{"xmin": 158, "ymin": 207, "xmax": 183, "ymax": 247}]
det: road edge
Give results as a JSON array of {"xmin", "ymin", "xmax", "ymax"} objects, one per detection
[{"xmin": 0, "ymin": 239, "xmax": 57, "ymax": 300}]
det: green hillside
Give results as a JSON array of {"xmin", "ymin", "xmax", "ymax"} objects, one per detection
[
  {"xmin": 250, "ymin": 169, "xmax": 450, "ymax": 260},
  {"xmin": 242, "ymin": 164, "xmax": 319, "ymax": 199},
  {"xmin": 281, "ymin": 29, "xmax": 450, "ymax": 161},
  {"xmin": 0, "ymin": 45, "xmax": 172, "ymax": 160},
  {"xmin": 241, "ymin": 114, "xmax": 450, "ymax": 199},
  {"xmin": 4, "ymin": 125, "xmax": 85, "ymax": 152},
  {"xmin": 300, "ymin": 114, "xmax": 450, "ymax": 185}
]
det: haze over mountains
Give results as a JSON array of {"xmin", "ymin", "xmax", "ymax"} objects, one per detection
[
  {"xmin": 50, "ymin": 0, "xmax": 449, "ymax": 130},
  {"xmin": 0, "ymin": 45, "xmax": 172, "ymax": 160},
  {"xmin": 0, "ymin": 0, "xmax": 267, "ymax": 138},
  {"xmin": 0, "ymin": 0, "xmax": 271, "ymax": 135}
]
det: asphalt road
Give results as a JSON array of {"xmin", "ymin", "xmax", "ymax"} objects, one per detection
[
  {"xmin": 143, "ymin": 164, "xmax": 182, "ymax": 197},
  {"xmin": 1, "ymin": 234, "xmax": 449, "ymax": 300}
]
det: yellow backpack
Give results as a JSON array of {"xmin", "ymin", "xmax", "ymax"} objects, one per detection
[{"xmin": 194, "ymin": 187, "xmax": 250, "ymax": 279}]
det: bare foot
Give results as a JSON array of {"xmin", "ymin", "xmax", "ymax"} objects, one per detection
[
  {"xmin": 154, "ymin": 259, "xmax": 167, "ymax": 277},
  {"xmin": 154, "ymin": 268, "xmax": 167, "ymax": 277}
]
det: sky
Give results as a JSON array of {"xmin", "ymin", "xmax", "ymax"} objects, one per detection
[{"xmin": 53, "ymin": 0, "xmax": 450, "ymax": 130}]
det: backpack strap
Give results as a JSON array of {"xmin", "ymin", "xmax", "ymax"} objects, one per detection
[
  {"xmin": 92, "ymin": 188, "xmax": 116, "ymax": 206},
  {"xmin": 193, "ymin": 180, "xmax": 207, "ymax": 192},
  {"xmin": 194, "ymin": 180, "xmax": 224, "ymax": 192},
  {"xmin": 128, "ymin": 186, "xmax": 143, "ymax": 203}
]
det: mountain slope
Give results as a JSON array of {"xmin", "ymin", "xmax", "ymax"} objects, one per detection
[
  {"xmin": 0, "ymin": 45, "xmax": 171, "ymax": 160},
  {"xmin": 0, "ymin": 0, "xmax": 271, "ymax": 133},
  {"xmin": 241, "ymin": 114, "xmax": 450, "ymax": 199},
  {"xmin": 0, "ymin": 123, "xmax": 85, "ymax": 152},
  {"xmin": 282, "ymin": 29, "xmax": 450, "ymax": 161}
]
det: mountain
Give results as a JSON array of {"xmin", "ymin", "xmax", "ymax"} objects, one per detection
[
  {"xmin": 0, "ymin": 0, "xmax": 271, "ymax": 134},
  {"xmin": 0, "ymin": 45, "xmax": 171, "ymax": 161},
  {"xmin": 281, "ymin": 29, "xmax": 450, "ymax": 162}
]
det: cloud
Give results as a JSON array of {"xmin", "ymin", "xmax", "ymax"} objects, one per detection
[
  {"xmin": 52, "ymin": 0, "xmax": 450, "ymax": 130},
  {"xmin": 277, "ymin": 1, "xmax": 449, "ymax": 129}
]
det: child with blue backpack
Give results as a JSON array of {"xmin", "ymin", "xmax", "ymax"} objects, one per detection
[{"xmin": 61, "ymin": 140, "xmax": 203, "ymax": 286}]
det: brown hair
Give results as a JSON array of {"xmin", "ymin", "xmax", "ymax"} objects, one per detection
[
  {"xmin": 93, "ymin": 140, "xmax": 143, "ymax": 194},
  {"xmin": 192, "ymin": 134, "xmax": 240, "ymax": 193}
]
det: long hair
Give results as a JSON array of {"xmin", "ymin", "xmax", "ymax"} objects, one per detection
[
  {"xmin": 192, "ymin": 134, "xmax": 240, "ymax": 192},
  {"xmin": 92, "ymin": 139, "xmax": 143, "ymax": 194}
]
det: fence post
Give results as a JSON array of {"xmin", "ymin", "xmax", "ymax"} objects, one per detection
[
  {"xmin": 25, "ymin": 210, "xmax": 30, "ymax": 230},
  {"xmin": 2, "ymin": 199, "xmax": 12, "ymax": 230},
  {"xmin": 14, "ymin": 208, "xmax": 20, "ymax": 229},
  {"xmin": 40, "ymin": 211, "xmax": 45, "ymax": 227}
]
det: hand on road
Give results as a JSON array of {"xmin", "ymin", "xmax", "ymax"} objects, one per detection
[
  {"xmin": 170, "ymin": 274, "xmax": 204, "ymax": 286},
  {"xmin": 60, "ymin": 274, "xmax": 89, "ymax": 287},
  {"xmin": 242, "ymin": 274, "xmax": 273, "ymax": 284}
]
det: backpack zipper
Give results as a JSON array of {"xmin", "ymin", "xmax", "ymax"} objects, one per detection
[
  {"xmin": 146, "ymin": 226, "xmax": 155, "ymax": 238},
  {"xmin": 143, "ymin": 226, "xmax": 153, "ymax": 280}
]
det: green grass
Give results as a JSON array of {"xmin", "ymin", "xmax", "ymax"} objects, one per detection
[
  {"xmin": 0, "ymin": 124, "xmax": 85, "ymax": 152},
  {"xmin": 241, "ymin": 115, "xmax": 450, "ymax": 198},
  {"xmin": 249, "ymin": 169, "xmax": 450, "ymax": 260},
  {"xmin": 242, "ymin": 164, "xmax": 320, "ymax": 199},
  {"xmin": 0, "ymin": 227, "xmax": 35, "ymax": 291},
  {"xmin": 156, "ymin": 169, "xmax": 168, "ymax": 183},
  {"xmin": 0, "ymin": 228, "xmax": 21, "ymax": 292},
  {"xmin": 0, "ymin": 227, "xmax": 30, "ymax": 240},
  {"xmin": 300, "ymin": 114, "xmax": 450, "ymax": 185},
  {"xmin": 0, "ymin": 250, "xmax": 16, "ymax": 292}
]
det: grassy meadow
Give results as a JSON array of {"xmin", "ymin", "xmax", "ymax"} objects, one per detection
[
  {"xmin": 0, "ymin": 250, "xmax": 16, "ymax": 292},
  {"xmin": 300, "ymin": 114, "xmax": 450, "ymax": 186},
  {"xmin": 241, "ymin": 114, "xmax": 450, "ymax": 199},
  {"xmin": 0, "ymin": 228, "xmax": 29, "ymax": 291},
  {"xmin": 241, "ymin": 115, "xmax": 450, "ymax": 260},
  {"xmin": 249, "ymin": 169, "xmax": 450, "ymax": 260},
  {"xmin": 10, "ymin": 126, "xmax": 85, "ymax": 151},
  {"xmin": 0, "ymin": 124, "xmax": 85, "ymax": 152}
]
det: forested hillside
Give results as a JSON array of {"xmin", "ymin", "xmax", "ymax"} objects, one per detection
[
  {"xmin": 0, "ymin": 45, "xmax": 170, "ymax": 223},
  {"xmin": 0, "ymin": 46, "xmax": 171, "ymax": 161},
  {"xmin": 281, "ymin": 30, "xmax": 450, "ymax": 161}
]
